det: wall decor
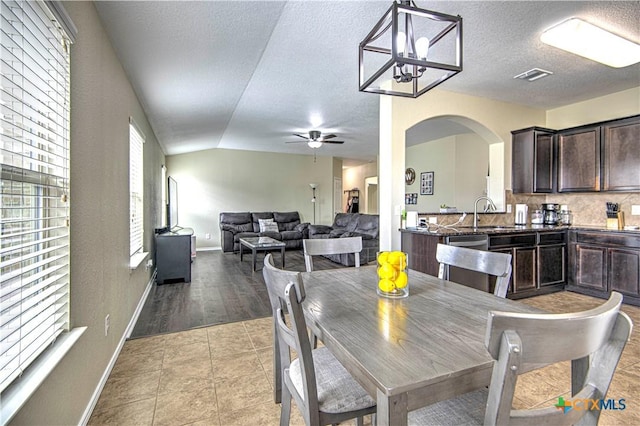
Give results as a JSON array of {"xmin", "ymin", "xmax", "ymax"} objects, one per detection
[
  {"xmin": 405, "ymin": 167, "xmax": 416, "ymax": 185},
  {"xmin": 405, "ymin": 193, "xmax": 418, "ymax": 205},
  {"xmin": 420, "ymin": 171, "xmax": 434, "ymax": 195}
]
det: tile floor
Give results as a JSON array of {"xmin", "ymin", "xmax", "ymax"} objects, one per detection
[{"xmin": 89, "ymin": 291, "xmax": 640, "ymax": 425}]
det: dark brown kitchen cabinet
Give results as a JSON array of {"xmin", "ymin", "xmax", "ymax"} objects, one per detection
[
  {"xmin": 489, "ymin": 231, "xmax": 565, "ymax": 299},
  {"xmin": 602, "ymin": 115, "xmax": 640, "ymax": 191},
  {"xmin": 568, "ymin": 230, "xmax": 640, "ymax": 306},
  {"xmin": 512, "ymin": 127, "xmax": 556, "ymax": 193},
  {"xmin": 557, "ymin": 125, "xmax": 601, "ymax": 192}
]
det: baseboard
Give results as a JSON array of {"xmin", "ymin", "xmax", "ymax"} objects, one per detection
[
  {"xmin": 79, "ymin": 269, "xmax": 156, "ymax": 425},
  {"xmin": 197, "ymin": 246, "xmax": 221, "ymax": 252}
]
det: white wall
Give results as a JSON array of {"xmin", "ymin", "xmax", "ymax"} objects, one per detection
[
  {"xmin": 10, "ymin": 2, "xmax": 165, "ymax": 424},
  {"xmin": 166, "ymin": 148, "xmax": 335, "ymax": 249},
  {"xmin": 342, "ymin": 162, "xmax": 378, "ymax": 214}
]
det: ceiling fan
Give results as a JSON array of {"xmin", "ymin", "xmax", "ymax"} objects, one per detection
[{"xmin": 286, "ymin": 130, "xmax": 344, "ymax": 148}]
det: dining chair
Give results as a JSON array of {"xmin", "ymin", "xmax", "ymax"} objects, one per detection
[
  {"xmin": 262, "ymin": 254, "xmax": 376, "ymax": 426},
  {"xmin": 436, "ymin": 243, "xmax": 513, "ymax": 298},
  {"xmin": 409, "ymin": 291, "xmax": 632, "ymax": 425},
  {"xmin": 303, "ymin": 236, "xmax": 363, "ymax": 272}
]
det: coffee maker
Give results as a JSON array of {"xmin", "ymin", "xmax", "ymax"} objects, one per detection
[{"xmin": 542, "ymin": 203, "xmax": 560, "ymax": 225}]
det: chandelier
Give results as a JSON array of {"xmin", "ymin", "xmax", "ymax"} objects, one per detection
[{"xmin": 359, "ymin": 0, "xmax": 463, "ymax": 98}]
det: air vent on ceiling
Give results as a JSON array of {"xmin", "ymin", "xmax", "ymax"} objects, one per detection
[{"xmin": 513, "ymin": 68, "xmax": 553, "ymax": 82}]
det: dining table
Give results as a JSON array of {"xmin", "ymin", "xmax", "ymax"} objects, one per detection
[{"xmin": 301, "ymin": 265, "xmax": 542, "ymax": 426}]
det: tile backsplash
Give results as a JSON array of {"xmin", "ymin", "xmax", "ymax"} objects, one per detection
[{"xmin": 416, "ymin": 191, "xmax": 640, "ymax": 228}]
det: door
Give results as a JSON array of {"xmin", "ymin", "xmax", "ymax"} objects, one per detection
[{"xmin": 333, "ymin": 177, "xmax": 342, "ymax": 217}]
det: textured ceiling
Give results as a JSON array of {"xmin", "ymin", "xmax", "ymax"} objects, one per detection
[{"xmin": 95, "ymin": 1, "xmax": 640, "ymax": 164}]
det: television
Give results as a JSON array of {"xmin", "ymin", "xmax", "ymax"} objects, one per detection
[{"xmin": 167, "ymin": 176, "xmax": 179, "ymax": 230}]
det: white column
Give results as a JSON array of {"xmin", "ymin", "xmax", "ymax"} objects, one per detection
[{"xmin": 378, "ymin": 95, "xmax": 405, "ymax": 251}]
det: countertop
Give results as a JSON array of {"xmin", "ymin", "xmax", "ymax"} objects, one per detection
[{"xmin": 400, "ymin": 224, "xmax": 640, "ymax": 237}]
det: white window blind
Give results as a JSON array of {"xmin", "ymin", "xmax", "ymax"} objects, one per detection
[
  {"xmin": 129, "ymin": 119, "xmax": 144, "ymax": 256},
  {"xmin": 1, "ymin": 0, "xmax": 72, "ymax": 393}
]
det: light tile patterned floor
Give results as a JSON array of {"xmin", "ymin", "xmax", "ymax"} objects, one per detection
[{"xmin": 89, "ymin": 291, "xmax": 640, "ymax": 425}]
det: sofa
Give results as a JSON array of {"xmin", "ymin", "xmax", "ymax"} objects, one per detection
[
  {"xmin": 219, "ymin": 211, "xmax": 309, "ymax": 253},
  {"xmin": 308, "ymin": 213, "xmax": 379, "ymax": 266}
]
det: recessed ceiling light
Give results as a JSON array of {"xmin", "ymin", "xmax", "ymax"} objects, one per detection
[
  {"xmin": 514, "ymin": 68, "xmax": 554, "ymax": 82},
  {"xmin": 541, "ymin": 18, "xmax": 640, "ymax": 68}
]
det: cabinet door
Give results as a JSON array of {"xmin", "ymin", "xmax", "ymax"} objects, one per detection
[
  {"xmin": 603, "ymin": 116, "xmax": 640, "ymax": 191},
  {"xmin": 513, "ymin": 247, "xmax": 537, "ymax": 292},
  {"xmin": 574, "ymin": 244, "xmax": 607, "ymax": 291},
  {"xmin": 512, "ymin": 128, "xmax": 555, "ymax": 193},
  {"xmin": 608, "ymin": 248, "xmax": 640, "ymax": 297},
  {"xmin": 557, "ymin": 126, "xmax": 601, "ymax": 192},
  {"xmin": 538, "ymin": 244, "xmax": 565, "ymax": 286}
]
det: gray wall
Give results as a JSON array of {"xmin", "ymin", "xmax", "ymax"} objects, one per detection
[
  {"xmin": 10, "ymin": 2, "xmax": 165, "ymax": 424},
  {"xmin": 166, "ymin": 148, "xmax": 335, "ymax": 249}
]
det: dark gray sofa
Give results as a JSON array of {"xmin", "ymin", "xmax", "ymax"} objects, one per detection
[
  {"xmin": 308, "ymin": 213, "xmax": 379, "ymax": 266},
  {"xmin": 219, "ymin": 211, "xmax": 309, "ymax": 253}
]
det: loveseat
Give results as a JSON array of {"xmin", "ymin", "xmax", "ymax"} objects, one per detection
[
  {"xmin": 219, "ymin": 211, "xmax": 309, "ymax": 253},
  {"xmin": 308, "ymin": 213, "xmax": 379, "ymax": 266}
]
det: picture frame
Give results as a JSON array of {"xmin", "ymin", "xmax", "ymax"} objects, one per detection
[
  {"xmin": 420, "ymin": 171, "xmax": 434, "ymax": 195},
  {"xmin": 405, "ymin": 193, "xmax": 418, "ymax": 205}
]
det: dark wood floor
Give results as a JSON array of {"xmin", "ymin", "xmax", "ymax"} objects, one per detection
[{"xmin": 129, "ymin": 248, "xmax": 344, "ymax": 338}]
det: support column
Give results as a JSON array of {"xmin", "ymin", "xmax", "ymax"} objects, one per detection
[{"xmin": 378, "ymin": 95, "xmax": 405, "ymax": 251}]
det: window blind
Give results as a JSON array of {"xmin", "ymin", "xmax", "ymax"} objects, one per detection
[
  {"xmin": 0, "ymin": 0, "xmax": 72, "ymax": 393},
  {"xmin": 129, "ymin": 119, "xmax": 144, "ymax": 256}
]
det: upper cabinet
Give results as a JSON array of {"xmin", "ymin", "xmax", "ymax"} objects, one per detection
[
  {"xmin": 512, "ymin": 115, "xmax": 639, "ymax": 194},
  {"xmin": 557, "ymin": 125, "xmax": 601, "ymax": 192},
  {"xmin": 512, "ymin": 127, "xmax": 556, "ymax": 194},
  {"xmin": 602, "ymin": 116, "xmax": 640, "ymax": 191}
]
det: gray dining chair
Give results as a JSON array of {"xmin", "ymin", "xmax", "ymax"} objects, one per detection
[
  {"xmin": 409, "ymin": 291, "xmax": 632, "ymax": 425},
  {"xmin": 262, "ymin": 254, "xmax": 376, "ymax": 426},
  {"xmin": 436, "ymin": 243, "xmax": 513, "ymax": 298},
  {"xmin": 303, "ymin": 237, "xmax": 363, "ymax": 272}
]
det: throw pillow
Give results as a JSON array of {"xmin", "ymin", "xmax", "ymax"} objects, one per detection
[{"xmin": 259, "ymin": 218, "xmax": 279, "ymax": 233}]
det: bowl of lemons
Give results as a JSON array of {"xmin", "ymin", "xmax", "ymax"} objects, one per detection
[{"xmin": 376, "ymin": 251, "xmax": 409, "ymax": 298}]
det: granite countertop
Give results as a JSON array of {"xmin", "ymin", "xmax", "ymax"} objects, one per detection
[{"xmin": 400, "ymin": 224, "xmax": 640, "ymax": 236}]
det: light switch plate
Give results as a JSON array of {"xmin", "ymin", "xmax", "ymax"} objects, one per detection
[{"xmin": 632, "ymin": 205, "xmax": 640, "ymax": 216}]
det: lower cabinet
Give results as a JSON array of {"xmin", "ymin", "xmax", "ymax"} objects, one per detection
[
  {"xmin": 489, "ymin": 231, "xmax": 566, "ymax": 299},
  {"xmin": 568, "ymin": 230, "xmax": 640, "ymax": 305}
]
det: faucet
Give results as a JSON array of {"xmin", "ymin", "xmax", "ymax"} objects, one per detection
[{"xmin": 473, "ymin": 196, "xmax": 497, "ymax": 228}]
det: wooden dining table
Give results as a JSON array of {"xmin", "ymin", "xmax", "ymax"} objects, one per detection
[{"xmin": 301, "ymin": 265, "xmax": 542, "ymax": 426}]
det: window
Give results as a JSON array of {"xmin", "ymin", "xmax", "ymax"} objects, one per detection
[
  {"xmin": 1, "ymin": 0, "xmax": 75, "ymax": 396},
  {"xmin": 129, "ymin": 119, "xmax": 144, "ymax": 256}
]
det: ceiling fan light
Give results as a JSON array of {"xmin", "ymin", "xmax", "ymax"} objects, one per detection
[
  {"xmin": 308, "ymin": 141, "xmax": 323, "ymax": 149},
  {"xmin": 541, "ymin": 18, "xmax": 640, "ymax": 68}
]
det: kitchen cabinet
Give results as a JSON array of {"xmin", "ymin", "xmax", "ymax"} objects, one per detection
[
  {"xmin": 401, "ymin": 231, "xmax": 442, "ymax": 276},
  {"xmin": 602, "ymin": 115, "xmax": 640, "ymax": 191},
  {"xmin": 511, "ymin": 127, "xmax": 556, "ymax": 193},
  {"xmin": 568, "ymin": 230, "xmax": 640, "ymax": 306},
  {"xmin": 489, "ymin": 231, "xmax": 566, "ymax": 298},
  {"xmin": 557, "ymin": 125, "xmax": 601, "ymax": 192}
]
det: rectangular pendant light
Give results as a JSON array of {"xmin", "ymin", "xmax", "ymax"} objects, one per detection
[{"xmin": 541, "ymin": 18, "xmax": 640, "ymax": 68}]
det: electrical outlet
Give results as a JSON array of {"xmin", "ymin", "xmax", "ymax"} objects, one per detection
[
  {"xmin": 428, "ymin": 216, "xmax": 437, "ymax": 224},
  {"xmin": 506, "ymin": 204, "xmax": 512, "ymax": 213},
  {"xmin": 104, "ymin": 314, "xmax": 110, "ymax": 337},
  {"xmin": 632, "ymin": 205, "xmax": 640, "ymax": 216},
  {"xmin": 145, "ymin": 259, "xmax": 153, "ymax": 270},
  {"xmin": 205, "ymin": 233, "xmax": 211, "ymax": 240}
]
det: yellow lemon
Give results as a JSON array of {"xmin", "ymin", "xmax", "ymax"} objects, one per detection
[
  {"xmin": 377, "ymin": 263, "xmax": 397, "ymax": 280},
  {"xmin": 388, "ymin": 251, "xmax": 407, "ymax": 270},
  {"xmin": 394, "ymin": 271, "xmax": 408, "ymax": 289},
  {"xmin": 377, "ymin": 251, "xmax": 389, "ymax": 265},
  {"xmin": 378, "ymin": 278, "xmax": 396, "ymax": 293}
]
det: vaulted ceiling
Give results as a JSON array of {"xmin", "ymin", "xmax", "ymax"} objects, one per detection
[{"xmin": 95, "ymin": 1, "xmax": 640, "ymax": 164}]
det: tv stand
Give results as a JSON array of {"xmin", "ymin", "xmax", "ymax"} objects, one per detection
[{"xmin": 155, "ymin": 227, "xmax": 194, "ymax": 284}]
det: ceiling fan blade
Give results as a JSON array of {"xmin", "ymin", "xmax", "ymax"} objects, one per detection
[
  {"xmin": 322, "ymin": 134, "xmax": 337, "ymax": 140},
  {"xmin": 323, "ymin": 140, "xmax": 344, "ymax": 144},
  {"xmin": 285, "ymin": 140, "xmax": 309, "ymax": 144}
]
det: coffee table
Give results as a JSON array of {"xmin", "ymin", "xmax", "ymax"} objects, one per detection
[{"xmin": 239, "ymin": 236, "xmax": 286, "ymax": 272}]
